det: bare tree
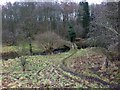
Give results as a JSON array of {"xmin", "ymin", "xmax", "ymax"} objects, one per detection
[{"xmin": 35, "ymin": 31, "xmax": 72, "ymax": 54}]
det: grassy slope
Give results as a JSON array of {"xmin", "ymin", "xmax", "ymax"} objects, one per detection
[
  {"xmin": 1, "ymin": 46, "xmax": 120, "ymax": 88},
  {"xmin": 62, "ymin": 48, "xmax": 119, "ymax": 87}
]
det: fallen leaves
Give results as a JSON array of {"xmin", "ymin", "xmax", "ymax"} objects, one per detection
[
  {"xmin": 1, "ymin": 48, "xmax": 119, "ymax": 88},
  {"xmin": 7, "ymin": 82, "xmax": 19, "ymax": 88},
  {"xmin": 19, "ymin": 77, "xmax": 27, "ymax": 81}
]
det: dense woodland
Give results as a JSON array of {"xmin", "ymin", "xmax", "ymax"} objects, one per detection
[
  {"xmin": 1, "ymin": 1, "xmax": 120, "ymax": 89},
  {"xmin": 2, "ymin": 1, "xmax": 119, "ymax": 51}
]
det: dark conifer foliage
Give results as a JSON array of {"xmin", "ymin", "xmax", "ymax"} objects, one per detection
[
  {"xmin": 68, "ymin": 24, "xmax": 76, "ymax": 42},
  {"xmin": 77, "ymin": 2, "xmax": 90, "ymax": 38}
]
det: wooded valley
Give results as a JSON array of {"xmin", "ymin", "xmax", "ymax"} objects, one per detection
[{"xmin": 1, "ymin": 1, "xmax": 120, "ymax": 89}]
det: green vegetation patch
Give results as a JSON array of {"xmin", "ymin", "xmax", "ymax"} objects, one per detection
[{"xmin": 1, "ymin": 47, "xmax": 119, "ymax": 88}]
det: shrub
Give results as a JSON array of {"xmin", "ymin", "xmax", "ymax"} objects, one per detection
[
  {"xmin": 108, "ymin": 43, "xmax": 119, "ymax": 61},
  {"xmin": 75, "ymin": 38, "xmax": 87, "ymax": 49},
  {"xmin": 86, "ymin": 37, "xmax": 108, "ymax": 48},
  {"xmin": 35, "ymin": 31, "xmax": 72, "ymax": 54},
  {"xmin": 68, "ymin": 25, "xmax": 76, "ymax": 42}
]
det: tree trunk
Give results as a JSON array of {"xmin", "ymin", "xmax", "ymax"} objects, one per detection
[{"xmin": 28, "ymin": 37, "xmax": 33, "ymax": 55}]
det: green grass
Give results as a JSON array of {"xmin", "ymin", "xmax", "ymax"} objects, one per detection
[
  {"xmin": 1, "ymin": 43, "xmax": 42, "ymax": 54},
  {"xmin": 1, "ymin": 46, "xmax": 18, "ymax": 53},
  {"xmin": 1, "ymin": 46, "xmax": 119, "ymax": 88},
  {"xmin": 2, "ymin": 51, "xmax": 77, "ymax": 88}
]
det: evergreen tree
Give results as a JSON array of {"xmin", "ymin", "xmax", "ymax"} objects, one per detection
[
  {"xmin": 82, "ymin": 2, "xmax": 90, "ymax": 38},
  {"xmin": 68, "ymin": 25, "xmax": 76, "ymax": 42},
  {"xmin": 77, "ymin": 2, "xmax": 90, "ymax": 38}
]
